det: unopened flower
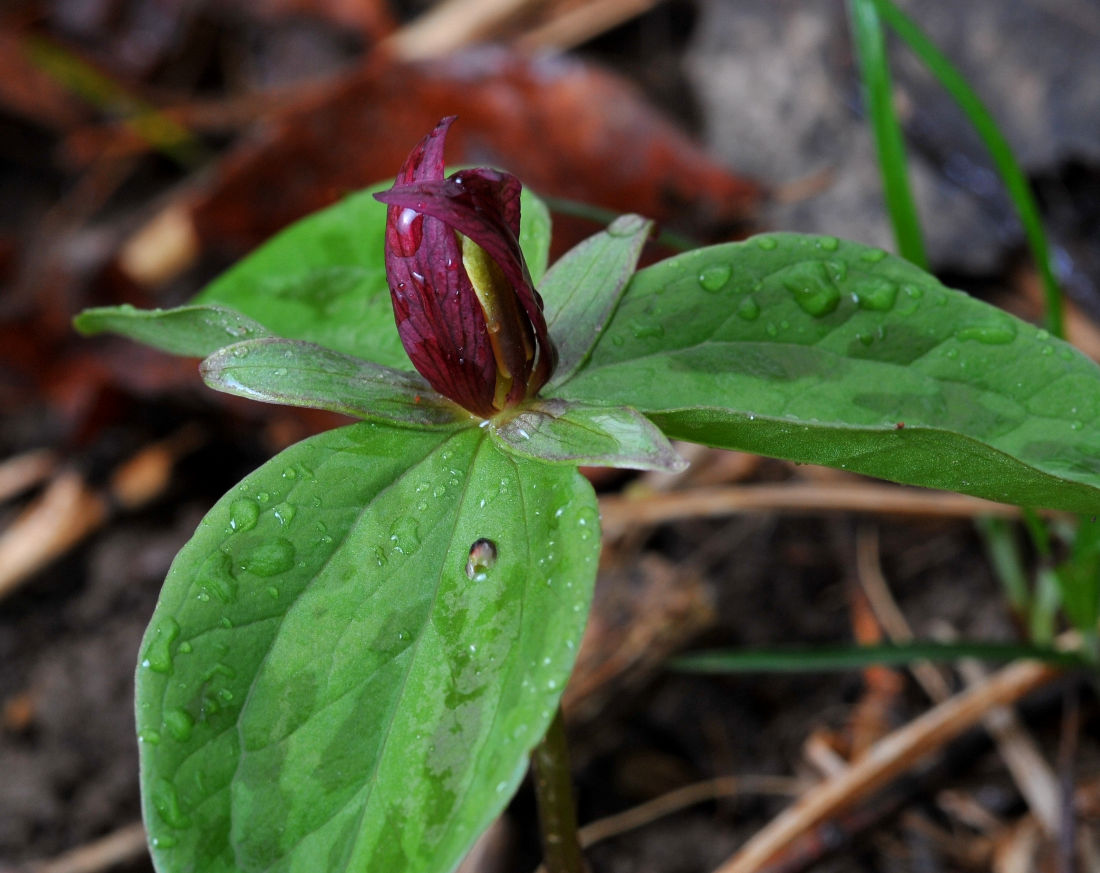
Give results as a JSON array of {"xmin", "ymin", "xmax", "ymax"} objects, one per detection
[{"xmin": 374, "ymin": 117, "xmax": 555, "ymax": 418}]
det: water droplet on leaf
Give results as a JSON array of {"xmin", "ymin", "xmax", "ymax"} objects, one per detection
[
  {"xmin": 466, "ymin": 538, "xmax": 498, "ymax": 579},
  {"xmin": 755, "ymin": 236, "xmax": 778, "ymax": 250},
  {"xmin": 697, "ymin": 264, "xmax": 732, "ymax": 293},
  {"xmin": 228, "ymin": 498, "xmax": 259, "ymax": 533},
  {"xmin": 242, "ymin": 538, "xmax": 296, "ymax": 577},
  {"xmin": 164, "ymin": 708, "xmax": 194, "ymax": 742},
  {"xmin": 853, "ymin": 277, "xmax": 898, "ymax": 311},
  {"xmin": 955, "ymin": 321, "xmax": 1017, "ymax": 345},
  {"xmin": 142, "ymin": 618, "xmax": 180, "ymax": 674},
  {"xmin": 737, "ymin": 297, "xmax": 760, "ymax": 321}
]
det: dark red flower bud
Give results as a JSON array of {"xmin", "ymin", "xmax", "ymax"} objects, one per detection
[{"xmin": 373, "ymin": 117, "xmax": 556, "ymax": 418}]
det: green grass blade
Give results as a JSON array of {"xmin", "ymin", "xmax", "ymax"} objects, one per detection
[
  {"xmin": 847, "ymin": 0, "xmax": 929, "ymax": 269},
  {"xmin": 672, "ymin": 641, "xmax": 1084, "ymax": 674},
  {"xmin": 870, "ymin": 0, "xmax": 1064, "ymax": 338}
]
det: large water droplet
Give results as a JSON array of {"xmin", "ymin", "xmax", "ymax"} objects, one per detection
[
  {"xmin": 781, "ymin": 261, "xmax": 841, "ymax": 317},
  {"xmin": 242, "ymin": 538, "xmax": 296, "ymax": 577},
  {"xmin": 816, "ymin": 236, "xmax": 839, "ymax": 252},
  {"xmin": 272, "ymin": 502, "xmax": 296, "ymax": 526},
  {"xmin": 955, "ymin": 321, "xmax": 1017, "ymax": 345},
  {"xmin": 697, "ymin": 264, "xmax": 732, "ymax": 293},
  {"xmin": 151, "ymin": 778, "xmax": 191, "ymax": 829},
  {"xmin": 164, "ymin": 708, "xmax": 195, "ymax": 742},
  {"xmin": 629, "ymin": 319, "xmax": 665, "ymax": 340},
  {"xmin": 466, "ymin": 538, "xmax": 498, "ymax": 579},
  {"xmin": 853, "ymin": 277, "xmax": 898, "ymax": 312},
  {"xmin": 737, "ymin": 296, "xmax": 760, "ymax": 321},
  {"xmin": 198, "ymin": 553, "xmax": 237, "ymax": 604},
  {"xmin": 142, "ymin": 617, "xmax": 180, "ymax": 674},
  {"xmin": 228, "ymin": 497, "xmax": 258, "ymax": 531},
  {"xmin": 389, "ymin": 516, "xmax": 421, "ymax": 557}
]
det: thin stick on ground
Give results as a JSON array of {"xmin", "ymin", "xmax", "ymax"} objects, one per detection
[
  {"xmin": 599, "ymin": 482, "xmax": 1040, "ymax": 538},
  {"xmin": 711, "ymin": 655, "xmax": 1065, "ymax": 873},
  {"xmin": 9, "ymin": 821, "xmax": 146, "ymax": 873}
]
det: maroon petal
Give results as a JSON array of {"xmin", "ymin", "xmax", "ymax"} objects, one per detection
[
  {"xmin": 376, "ymin": 169, "xmax": 555, "ymax": 393},
  {"xmin": 378, "ymin": 119, "xmax": 497, "ymax": 415}
]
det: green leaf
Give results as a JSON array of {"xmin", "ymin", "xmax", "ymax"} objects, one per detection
[
  {"xmin": 542, "ymin": 214, "xmax": 653, "ymax": 385},
  {"xmin": 74, "ymin": 304, "xmax": 271, "ymax": 357},
  {"xmin": 1054, "ymin": 518, "xmax": 1100, "ymax": 633},
  {"xmin": 201, "ymin": 338, "xmax": 469, "ymax": 429},
  {"xmin": 491, "ymin": 398, "xmax": 687, "ymax": 472},
  {"xmin": 672, "ymin": 640, "xmax": 1084, "ymax": 673},
  {"xmin": 847, "ymin": 0, "xmax": 928, "ymax": 268},
  {"xmin": 557, "ymin": 233, "xmax": 1100, "ymax": 512},
  {"xmin": 136, "ymin": 421, "xmax": 598, "ymax": 873},
  {"xmin": 870, "ymin": 0, "xmax": 1064, "ymax": 337},
  {"xmin": 194, "ymin": 185, "xmax": 553, "ymax": 366}
]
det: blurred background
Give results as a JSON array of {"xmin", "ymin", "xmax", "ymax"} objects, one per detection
[{"xmin": 2, "ymin": 0, "xmax": 1100, "ymax": 871}]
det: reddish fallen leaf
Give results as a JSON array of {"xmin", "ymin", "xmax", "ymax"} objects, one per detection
[{"xmin": 188, "ymin": 48, "xmax": 762, "ymax": 258}]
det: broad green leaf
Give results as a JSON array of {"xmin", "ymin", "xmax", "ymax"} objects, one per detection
[
  {"xmin": 542, "ymin": 214, "xmax": 653, "ymax": 385},
  {"xmin": 492, "ymin": 398, "xmax": 686, "ymax": 472},
  {"xmin": 557, "ymin": 233, "xmax": 1100, "ymax": 512},
  {"xmin": 194, "ymin": 185, "xmax": 552, "ymax": 367},
  {"xmin": 201, "ymin": 338, "xmax": 469, "ymax": 429},
  {"xmin": 136, "ymin": 421, "xmax": 598, "ymax": 873},
  {"xmin": 74, "ymin": 304, "xmax": 271, "ymax": 357}
]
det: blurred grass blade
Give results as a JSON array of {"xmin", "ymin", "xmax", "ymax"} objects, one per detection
[
  {"xmin": 672, "ymin": 641, "xmax": 1083, "ymax": 674},
  {"xmin": 869, "ymin": 0, "xmax": 1064, "ymax": 338},
  {"xmin": 976, "ymin": 518, "xmax": 1031, "ymax": 622},
  {"xmin": 540, "ymin": 194, "xmax": 700, "ymax": 253},
  {"xmin": 25, "ymin": 36, "xmax": 204, "ymax": 167},
  {"xmin": 847, "ymin": 0, "xmax": 928, "ymax": 269}
]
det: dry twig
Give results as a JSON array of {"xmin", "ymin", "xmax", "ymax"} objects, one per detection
[{"xmin": 711, "ymin": 655, "xmax": 1063, "ymax": 873}]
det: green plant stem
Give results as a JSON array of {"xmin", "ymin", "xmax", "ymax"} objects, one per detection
[
  {"xmin": 531, "ymin": 706, "xmax": 586, "ymax": 873},
  {"xmin": 870, "ymin": 0, "xmax": 1064, "ymax": 338},
  {"xmin": 847, "ymin": 0, "xmax": 929, "ymax": 269}
]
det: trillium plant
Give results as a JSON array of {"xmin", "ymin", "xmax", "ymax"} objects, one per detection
[{"xmin": 77, "ymin": 117, "xmax": 1100, "ymax": 873}]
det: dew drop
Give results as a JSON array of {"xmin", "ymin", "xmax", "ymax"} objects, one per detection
[
  {"xmin": 266, "ymin": 585, "xmax": 279, "ymax": 598},
  {"xmin": 853, "ymin": 277, "xmax": 898, "ymax": 312},
  {"xmin": 612, "ymin": 335, "xmax": 625, "ymax": 347},
  {"xmin": 816, "ymin": 236, "xmax": 839, "ymax": 252},
  {"xmin": 151, "ymin": 778, "xmax": 191, "ymax": 829},
  {"xmin": 955, "ymin": 321, "xmax": 1017, "ymax": 345},
  {"xmin": 142, "ymin": 617, "xmax": 180, "ymax": 674},
  {"xmin": 273, "ymin": 367, "xmax": 288, "ymax": 377},
  {"xmin": 1071, "ymin": 420, "xmax": 1084, "ymax": 431},
  {"xmin": 388, "ymin": 516, "xmax": 421, "ymax": 556},
  {"xmin": 629, "ymin": 320, "xmax": 665, "ymax": 340},
  {"xmin": 466, "ymin": 538, "xmax": 498, "ymax": 579},
  {"xmin": 152, "ymin": 834, "xmax": 178, "ymax": 849},
  {"xmin": 164, "ymin": 708, "xmax": 195, "ymax": 742},
  {"xmin": 228, "ymin": 498, "xmax": 259, "ymax": 532},
  {"xmin": 241, "ymin": 538, "xmax": 296, "ymax": 577},
  {"xmin": 860, "ymin": 248, "xmax": 887, "ymax": 264},
  {"xmin": 697, "ymin": 264, "xmax": 732, "ymax": 293},
  {"xmin": 755, "ymin": 236, "xmax": 778, "ymax": 250},
  {"xmin": 781, "ymin": 261, "xmax": 841, "ymax": 317},
  {"xmin": 737, "ymin": 296, "xmax": 760, "ymax": 321},
  {"xmin": 272, "ymin": 502, "xmax": 296, "ymax": 526},
  {"xmin": 231, "ymin": 346, "xmax": 249, "ymax": 359},
  {"xmin": 139, "ymin": 729, "xmax": 162, "ymax": 745},
  {"xmin": 198, "ymin": 553, "xmax": 237, "ymax": 604}
]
